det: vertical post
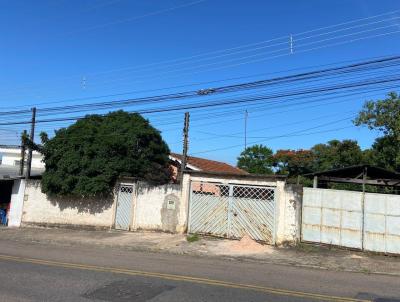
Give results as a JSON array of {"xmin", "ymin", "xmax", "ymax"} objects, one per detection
[
  {"xmin": 19, "ymin": 130, "xmax": 27, "ymax": 176},
  {"xmin": 361, "ymin": 166, "xmax": 368, "ymax": 250},
  {"xmin": 180, "ymin": 112, "xmax": 190, "ymax": 185},
  {"xmin": 290, "ymin": 34, "xmax": 294, "ymax": 54},
  {"xmin": 313, "ymin": 176, "xmax": 318, "ymax": 188},
  {"xmin": 244, "ymin": 109, "xmax": 248, "ymax": 150},
  {"xmin": 26, "ymin": 107, "xmax": 36, "ymax": 179},
  {"xmin": 227, "ymin": 185, "xmax": 234, "ymax": 238}
]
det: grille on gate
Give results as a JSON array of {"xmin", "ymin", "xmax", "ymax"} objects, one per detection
[
  {"xmin": 192, "ymin": 182, "xmax": 229, "ymax": 197},
  {"xmin": 233, "ymin": 186, "xmax": 274, "ymax": 201},
  {"xmin": 120, "ymin": 186, "xmax": 133, "ymax": 194}
]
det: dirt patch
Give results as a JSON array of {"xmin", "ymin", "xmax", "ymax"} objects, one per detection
[
  {"xmin": 210, "ymin": 235, "xmax": 274, "ymax": 256},
  {"xmin": 350, "ymin": 254, "xmax": 364, "ymax": 259}
]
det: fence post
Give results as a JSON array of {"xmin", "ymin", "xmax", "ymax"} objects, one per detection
[
  {"xmin": 361, "ymin": 167, "xmax": 368, "ymax": 251},
  {"xmin": 227, "ymin": 185, "xmax": 234, "ymax": 238}
]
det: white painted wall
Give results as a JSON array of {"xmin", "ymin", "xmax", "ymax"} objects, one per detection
[
  {"xmin": 8, "ymin": 179, "xmax": 26, "ymax": 227},
  {"xmin": 22, "ymin": 180, "xmax": 114, "ymax": 228},
  {"xmin": 0, "ymin": 148, "xmax": 44, "ymax": 169},
  {"xmin": 275, "ymin": 183, "xmax": 302, "ymax": 245},
  {"xmin": 133, "ymin": 182, "xmax": 183, "ymax": 232},
  {"xmin": 19, "ymin": 174, "xmax": 301, "ymax": 245}
]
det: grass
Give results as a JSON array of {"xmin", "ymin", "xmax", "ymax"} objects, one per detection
[
  {"xmin": 186, "ymin": 233, "xmax": 200, "ymax": 243},
  {"xmin": 360, "ymin": 268, "xmax": 371, "ymax": 274},
  {"xmin": 295, "ymin": 242, "xmax": 321, "ymax": 253}
]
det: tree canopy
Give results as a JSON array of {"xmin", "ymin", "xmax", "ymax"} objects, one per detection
[
  {"xmin": 310, "ymin": 139, "xmax": 364, "ymax": 171},
  {"xmin": 237, "ymin": 144, "xmax": 274, "ymax": 174},
  {"xmin": 236, "ymin": 92, "xmax": 400, "ymax": 179},
  {"xmin": 354, "ymin": 92, "xmax": 400, "ymax": 139},
  {"xmin": 354, "ymin": 92, "xmax": 400, "ymax": 171},
  {"xmin": 39, "ymin": 111, "xmax": 172, "ymax": 197},
  {"xmin": 274, "ymin": 149, "xmax": 314, "ymax": 176}
]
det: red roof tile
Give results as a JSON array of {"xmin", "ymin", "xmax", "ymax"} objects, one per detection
[{"xmin": 170, "ymin": 153, "xmax": 248, "ymax": 175}]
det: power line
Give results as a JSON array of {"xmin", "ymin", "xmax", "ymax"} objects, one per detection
[
  {"xmin": 61, "ymin": 0, "xmax": 207, "ymax": 36},
  {"xmin": 190, "ymin": 117, "xmax": 356, "ymax": 155},
  {"xmin": 0, "ymin": 56, "xmax": 398, "ymax": 124},
  {"xmin": 0, "ymin": 9, "xmax": 399, "ymax": 100}
]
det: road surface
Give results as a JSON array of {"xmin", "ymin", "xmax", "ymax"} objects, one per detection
[{"xmin": 0, "ymin": 237, "xmax": 399, "ymax": 301}]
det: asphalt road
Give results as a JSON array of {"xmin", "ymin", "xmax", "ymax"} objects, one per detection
[{"xmin": 0, "ymin": 238, "xmax": 399, "ymax": 302}]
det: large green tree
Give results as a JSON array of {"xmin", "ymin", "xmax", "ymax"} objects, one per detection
[
  {"xmin": 40, "ymin": 111, "xmax": 172, "ymax": 197},
  {"xmin": 354, "ymin": 92, "xmax": 400, "ymax": 171},
  {"xmin": 311, "ymin": 139, "xmax": 364, "ymax": 171},
  {"xmin": 237, "ymin": 144, "xmax": 274, "ymax": 174}
]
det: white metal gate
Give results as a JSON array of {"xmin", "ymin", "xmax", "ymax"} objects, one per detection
[
  {"xmin": 302, "ymin": 187, "xmax": 400, "ymax": 254},
  {"xmin": 115, "ymin": 184, "xmax": 134, "ymax": 230},
  {"xmin": 189, "ymin": 181, "xmax": 276, "ymax": 243}
]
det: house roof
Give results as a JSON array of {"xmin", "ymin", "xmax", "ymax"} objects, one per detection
[
  {"xmin": 170, "ymin": 153, "xmax": 248, "ymax": 175},
  {"xmin": 305, "ymin": 164, "xmax": 400, "ymax": 180}
]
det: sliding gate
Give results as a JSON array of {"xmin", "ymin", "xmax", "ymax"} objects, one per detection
[{"xmin": 189, "ymin": 181, "xmax": 276, "ymax": 243}]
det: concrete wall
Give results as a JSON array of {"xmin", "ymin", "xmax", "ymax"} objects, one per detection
[
  {"xmin": 133, "ymin": 182, "xmax": 183, "ymax": 233},
  {"xmin": 21, "ymin": 179, "xmax": 185, "ymax": 233},
  {"xmin": 22, "ymin": 180, "xmax": 115, "ymax": 229},
  {"xmin": 276, "ymin": 184, "xmax": 303, "ymax": 245},
  {"xmin": 8, "ymin": 179, "xmax": 26, "ymax": 227},
  {"xmin": 19, "ymin": 174, "xmax": 302, "ymax": 244}
]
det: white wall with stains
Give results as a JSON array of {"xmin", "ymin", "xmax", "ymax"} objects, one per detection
[
  {"xmin": 22, "ymin": 180, "xmax": 115, "ymax": 229},
  {"xmin": 133, "ymin": 182, "xmax": 183, "ymax": 233},
  {"xmin": 19, "ymin": 174, "xmax": 302, "ymax": 246}
]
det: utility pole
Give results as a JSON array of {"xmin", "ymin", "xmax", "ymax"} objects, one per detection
[
  {"xmin": 19, "ymin": 130, "xmax": 27, "ymax": 176},
  {"xmin": 244, "ymin": 109, "xmax": 248, "ymax": 150},
  {"xmin": 26, "ymin": 107, "xmax": 36, "ymax": 179},
  {"xmin": 180, "ymin": 112, "xmax": 190, "ymax": 184}
]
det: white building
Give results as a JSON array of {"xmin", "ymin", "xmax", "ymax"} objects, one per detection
[{"xmin": 0, "ymin": 145, "xmax": 44, "ymax": 170}]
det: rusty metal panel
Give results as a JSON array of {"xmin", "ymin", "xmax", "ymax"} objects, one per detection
[
  {"xmin": 303, "ymin": 189, "xmax": 400, "ymax": 254},
  {"xmin": 188, "ymin": 181, "xmax": 276, "ymax": 243},
  {"xmin": 302, "ymin": 188, "xmax": 363, "ymax": 249},
  {"xmin": 364, "ymin": 193, "xmax": 400, "ymax": 254}
]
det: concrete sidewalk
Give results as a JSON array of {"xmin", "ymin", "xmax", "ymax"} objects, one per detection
[{"xmin": 1, "ymin": 226, "xmax": 399, "ymax": 276}]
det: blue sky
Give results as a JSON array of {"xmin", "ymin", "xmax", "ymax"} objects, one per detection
[{"xmin": 0, "ymin": 0, "xmax": 399, "ymax": 164}]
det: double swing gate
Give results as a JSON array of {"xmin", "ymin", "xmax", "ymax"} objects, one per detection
[{"xmin": 188, "ymin": 181, "xmax": 276, "ymax": 243}]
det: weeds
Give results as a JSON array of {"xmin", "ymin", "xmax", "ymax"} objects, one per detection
[
  {"xmin": 186, "ymin": 234, "xmax": 200, "ymax": 243},
  {"xmin": 296, "ymin": 242, "xmax": 320, "ymax": 253}
]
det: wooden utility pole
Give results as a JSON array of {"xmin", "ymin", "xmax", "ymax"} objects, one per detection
[
  {"xmin": 26, "ymin": 107, "xmax": 36, "ymax": 179},
  {"xmin": 180, "ymin": 112, "xmax": 190, "ymax": 184},
  {"xmin": 19, "ymin": 130, "xmax": 27, "ymax": 176}
]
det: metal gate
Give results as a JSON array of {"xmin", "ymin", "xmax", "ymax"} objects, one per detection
[
  {"xmin": 189, "ymin": 181, "xmax": 276, "ymax": 243},
  {"xmin": 114, "ymin": 184, "xmax": 135, "ymax": 230}
]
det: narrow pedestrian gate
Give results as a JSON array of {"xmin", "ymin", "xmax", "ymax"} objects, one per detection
[
  {"xmin": 114, "ymin": 184, "xmax": 135, "ymax": 230},
  {"xmin": 189, "ymin": 181, "xmax": 276, "ymax": 243}
]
